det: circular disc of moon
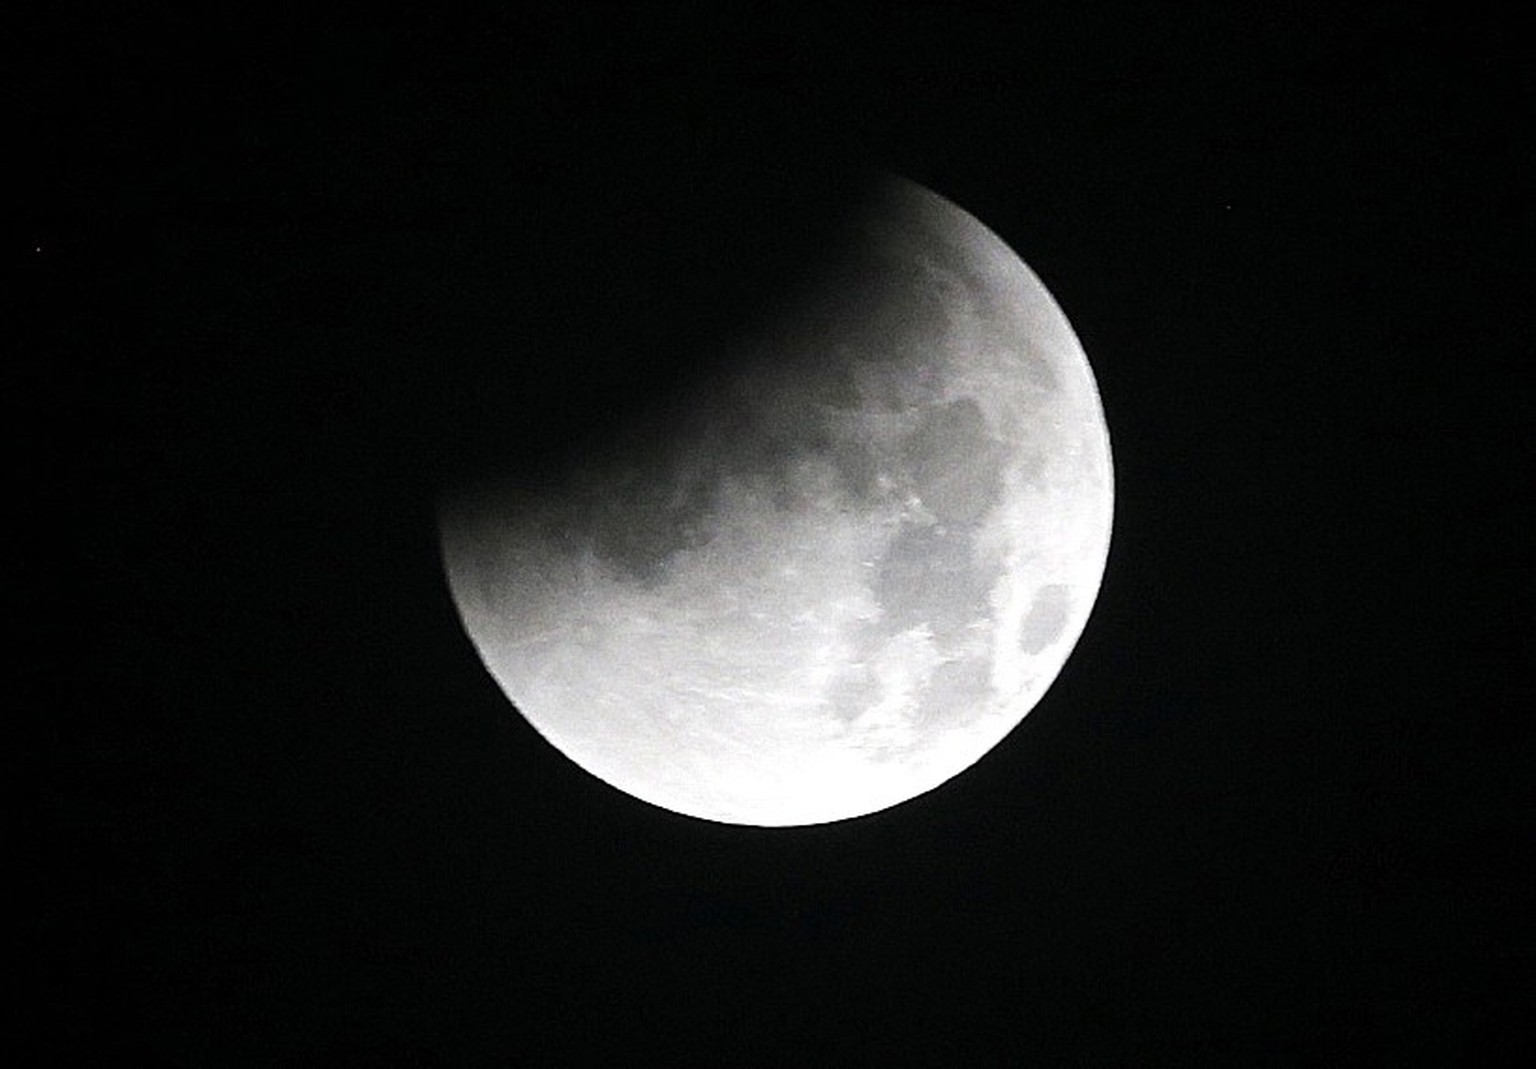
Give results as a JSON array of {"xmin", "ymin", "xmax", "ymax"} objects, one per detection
[{"xmin": 438, "ymin": 175, "xmax": 1113, "ymax": 826}]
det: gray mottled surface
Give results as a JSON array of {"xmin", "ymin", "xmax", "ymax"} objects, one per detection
[{"xmin": 439, "ymin": 176, "xmax": 1113, "ymax": 825}]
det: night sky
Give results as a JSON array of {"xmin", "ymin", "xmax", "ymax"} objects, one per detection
[{"xmin": 21, "ymin": 5, "xmax": 1529, "ymax": 1062}]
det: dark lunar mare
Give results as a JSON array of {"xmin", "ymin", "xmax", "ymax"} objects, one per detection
[
  {"xmin": 1017, "ymin": 584, "xmax": 1071, "ymax": 654},
  {"xmin": 900, "ymin": 398, "xmax": 1007, "ymax": 526}
]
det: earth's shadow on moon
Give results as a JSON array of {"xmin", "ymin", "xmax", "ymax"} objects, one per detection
[{"xmin": 435, "ymin": 157, "xmax": 883, "ymax": 510}]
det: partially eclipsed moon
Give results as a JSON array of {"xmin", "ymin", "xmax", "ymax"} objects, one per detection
[{"xmin": 438, "ymin": 175, "xmax": 1113, "ymax": 826}]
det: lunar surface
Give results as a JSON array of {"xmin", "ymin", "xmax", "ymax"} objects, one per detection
[{"xmin": 439, "ymin": 176, "xmax": 1113, "ymax": 826}]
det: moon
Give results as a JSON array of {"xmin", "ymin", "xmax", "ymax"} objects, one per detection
[{"xmin": 438, "ymin": 175, "xmax": 1113, "ymax": 826}]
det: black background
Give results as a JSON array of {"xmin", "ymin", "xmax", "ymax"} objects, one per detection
[{"xmin": 20, "ymin": 4, "xmax": 1530, "ymax": 1063}]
